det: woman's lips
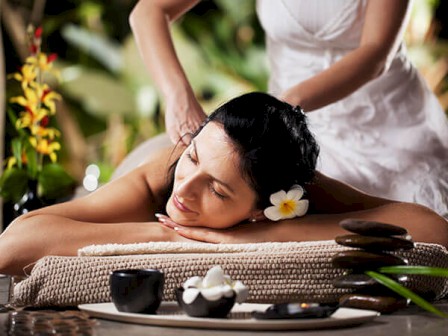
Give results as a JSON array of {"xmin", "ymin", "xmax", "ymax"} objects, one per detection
[{"xmin": 173, "ymin": 194, "xmax": 195, "ymax": 213}]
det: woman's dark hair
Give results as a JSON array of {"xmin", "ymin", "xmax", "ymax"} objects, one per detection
[{"xmin": 195, "ymin": 92, "xmax": 319, "ymax": 209}]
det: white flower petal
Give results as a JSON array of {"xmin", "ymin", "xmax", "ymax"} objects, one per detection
[
  {"xmin": 223, "ymin": 274, "xmax": 232, "ymax": 285},
  {"xmin": 222, "ymin": 285, "xmax": 234, "ymax": 298},
  {"xmin": 183, "ymin": 276, "xmax": 203, "ymax": 289},
  {"xmin": 269, "ymin": 190, "xmax": 287, "ymax": 206},
  {"xmin": 264, "ymin": 206, "xmax": 283, "ymax": 221},
  {"xmin": 282, "ymin": 209, "xmax": 298, "ymax": 220},
  {"xmin": 287, "ymin": 185, "xmax": 304, "ymax": 200},
  {"xmin": 203, "ymin": 265, "xmax": 225, "ymax": 288},
  {"xmin": 201, "ymin": 287, "xmax": 225, "ymax": 301},
  {"xmin": 294, "ymin": 199, "xmax": 309, "ymax": 217},
  {"xmin": 232, "ymin": 280, "xmax": 249, "ymax": 303},
  {"xmin": 183, "ymin": 288, "xmax": 200, "ymax": 304}
]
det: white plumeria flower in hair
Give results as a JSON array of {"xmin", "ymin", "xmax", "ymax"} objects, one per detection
[{"xmin": 263, "ymin": 184, "xmax": 309, "ymax": 221}]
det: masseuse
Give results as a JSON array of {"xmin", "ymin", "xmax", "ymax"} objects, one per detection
[
  {"xmin": 0, "ymin": 92, "xmax": 446, "ymax": 276},
  {"xmin": 130, "ymin": 0, "xmax": 448, "ymax": 217}
]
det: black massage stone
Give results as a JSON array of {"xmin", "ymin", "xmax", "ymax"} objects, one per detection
[{"xmin": 339, "ymin": 219, "xmax": 408, "ymax": 237}]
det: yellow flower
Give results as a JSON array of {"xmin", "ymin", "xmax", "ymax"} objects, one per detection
[
  {"xmin": 29, "ymin": 138, "xmax": 61, "ymax": 163},
  {"xmin": 6, "ymin": 157, "xmax": 17, "ymax": 170},
  {"xmin": 10, "ymin": 64, "xmax": 37, "ymax": 90},
  {"xmin": 263, "ymin": 185, "xmax": 309, "ymax": 221},
  {"xmin": 41, "ymin": 86, "xmax": 61, "ymax": 114},
  {"xmin": 10, "ymin": 86, "xmax": 39, "ymax": 108},
  {"xmin": 26, "ymin": 52, "xmax": 57, "ymax": 72},
  {"xmin": 15, "ymin": 107, "xmax": 48, "ymax": 129},
  {"xmin": 31, "ymin": 125, "xmax": 61, "ymax": 140}
]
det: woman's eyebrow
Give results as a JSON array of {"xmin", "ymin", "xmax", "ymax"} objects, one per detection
[{"xmin": 192, "ymin": 139, "xmax": 235, "ymax": 195}]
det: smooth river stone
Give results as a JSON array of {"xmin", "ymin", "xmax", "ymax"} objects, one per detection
[
  {"xmin": 334, "ymin": 273, "xmax": 408, "ymax": 291},
  {"xmin": 339, "ymin": 293, "xmax": 409, "ymax": 314},
  {"xmin": 339, "ymin": 219, "xmax": 408, "ymax": 237},
  {"xmin": 335, "ymin": 234, "xmax": 414, "ymax": 251},
  {"xmin": 333, "ymin": 273, "xmax": 378, "ymax": 289},
  {"xmin": 332, "ymin": 250, "xmax": 408, "ymax": 269}
]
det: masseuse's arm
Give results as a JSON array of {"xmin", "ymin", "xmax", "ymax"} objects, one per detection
[
  {"xmin": 129, "ymin": 0, "xmax": 206, "ymax": 144},
  {"xmin": 0, "ymin": 146, "xmax": 185, "ymax": 276},
  {"xmin": 280, "ymin": 0, "xmax": 411, "ymax": 111}
]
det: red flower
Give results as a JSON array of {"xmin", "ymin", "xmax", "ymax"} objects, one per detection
[
  {"xmin": 30, "ymin": 44, "xmax": 38, "ymax": 54},
  {"xmin": 47, "ymin": 53, "xmax": 58, "ymax": 63},
  {"xmin": 34, "ymin": 27, "xmax": 43, "ymax": 39},
  {"xmin": 40, "ymin": 115, "xmax": 50, "ymax": 127}
]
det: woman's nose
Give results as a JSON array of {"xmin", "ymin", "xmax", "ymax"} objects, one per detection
[{"xmin": 176, "ymin": 174, "xmax": 199, "ymax": 200}]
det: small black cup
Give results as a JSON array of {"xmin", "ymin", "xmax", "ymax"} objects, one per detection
[{"xmin": 110, "ymin": 269, "xmax": 164, "ymax": 314}]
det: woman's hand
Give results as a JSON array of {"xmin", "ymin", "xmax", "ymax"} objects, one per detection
[
  {"xmin": 165, "ymin": 92, "xmax": 207, "ymax": 145},
  {"xmin": 156, "ymin": 214, "xmax": 284, "ymax": 243}
]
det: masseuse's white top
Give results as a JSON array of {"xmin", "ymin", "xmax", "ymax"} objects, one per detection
[{"xmin": 257, "ymin": 0, "xmax": 448, "ymax": 216}]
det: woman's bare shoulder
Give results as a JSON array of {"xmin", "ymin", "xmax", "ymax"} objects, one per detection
[
  {"xmin": 307, "ymin": 171, "xmax": 391, "ymax": 214},
  {"xmin": 136, "ymin": 144, "xmax": 183, "ymax": 198}
]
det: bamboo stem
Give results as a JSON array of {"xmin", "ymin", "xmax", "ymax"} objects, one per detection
[
  {"xmin": 0, "ymin": 0, "xmax": 5, "ymax": 231},
  {"xmin": 1, "ymin": 0, "xmax": 28, "ymax": 62}
]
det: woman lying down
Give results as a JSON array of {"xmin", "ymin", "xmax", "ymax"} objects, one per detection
[{"xmin": 0, "ymin": 92, "xmax": 446, "ymax": 276}]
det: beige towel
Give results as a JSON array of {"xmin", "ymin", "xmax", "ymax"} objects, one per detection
[
  {"xmin": 14, "ymin": 241, "xmax": 448, "ymax": 308},
  {"xmin": 78, "ymin": 240, "xmax": 336, "ymax": 256}
]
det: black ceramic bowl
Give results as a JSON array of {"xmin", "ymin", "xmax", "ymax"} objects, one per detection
[
  {"xmin": 175, "ymin": 287, "xmax": 236, "ymax": 318},
  {"xmin": 110, "ymin": 269, "xmax": 164, "ymax": 314}
]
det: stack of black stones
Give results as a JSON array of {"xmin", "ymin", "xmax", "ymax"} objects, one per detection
[{"xmin": 332, "ymin": 219, "xmax": 415, "ymax": 314}]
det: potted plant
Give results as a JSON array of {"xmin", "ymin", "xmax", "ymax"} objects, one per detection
[{"xmin": 1, "ymin": 26, "xmax": 76, "ymax": 221}]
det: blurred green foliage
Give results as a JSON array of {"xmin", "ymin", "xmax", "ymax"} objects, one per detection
[
  {"xmin": 4, "ymin": 0, "xmax": 447, "ymax": 186},
  {"xmin": 19, "ymin": 0, "xmax": 268, "ymax": 183}
]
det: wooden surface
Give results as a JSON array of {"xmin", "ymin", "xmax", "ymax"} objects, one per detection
[{"xmin": 0, "ymin": 300, "xmax": 447, "ymax": 335}]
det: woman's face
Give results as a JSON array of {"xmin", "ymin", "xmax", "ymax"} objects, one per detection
[{"xmin": 166, "ymin": 122, "xmax": 259, "ymax": 228}]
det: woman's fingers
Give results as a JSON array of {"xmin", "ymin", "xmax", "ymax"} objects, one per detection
[
  {"xmin": 155, "ymin": 213, "xmax": 178, "ymax": 228},
  {"xmin": 174, "ymin": 226, "xmax": 220, "ymax": 243},
  {"xmin": 155, "ymin": 213, "xmax": 229, "ymax": 243}
]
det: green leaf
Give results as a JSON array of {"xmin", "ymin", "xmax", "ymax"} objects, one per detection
[
  {"xmin": 61, "ymin": 23, "xmax": 122, "ymax": 73},
  {"xmin": 11, "ymin": 139, "xmax": 23, "ymax": 169},
  {"xmin": 61, "ymin": 66, "xmax": 136, "ymax": 119},
  {"xmin": 379, "ymin": 266, "xmax": 448, "ymax": 277},
  {"xmin": 0, "ymin": 168, "xmax": 29, "ymax": 202},
  {"xmin": 24, "ymin": 145, "xmax": 38, "ymax": 180},
  {"xmin": 7, "ymin": 107, "xmax": 28, "ymax": 138},
  {"xmin": 39, "ymin": 163, "xmax": 77, "ymax": 201},
  {"xmin": 365, "ymin": 271, "xmax": 448, "ymax": 318}
]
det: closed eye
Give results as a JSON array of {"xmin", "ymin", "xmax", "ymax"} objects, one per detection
[
  {"xmin": 186, "ymin": 152, "xmax": 198, "ymax": 165},
  {"xmin": 209, "ymin": 183, "xmax": 226, "ymax": 200}
]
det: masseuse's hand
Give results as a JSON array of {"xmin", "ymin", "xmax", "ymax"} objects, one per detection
[
  {"xmin": 156, "ymin": 214, "xmax": 283, "ymax": 244},
  {"xmin": 165, "ymin": 93, "xmax": 207, "ymax": 146}
]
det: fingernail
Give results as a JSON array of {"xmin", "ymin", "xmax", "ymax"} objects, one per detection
[
  {"xmin": 160, "ymin": 222, "xmax": 172, "ymax": 229},
  {"xmin": 155, "ymin": 213, "xmax": 163, "ymax": 218}
]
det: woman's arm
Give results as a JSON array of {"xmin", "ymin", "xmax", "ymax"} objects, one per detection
[
  {"xmin": 280, "ymin": 0, "xmax": 411, "ymax": 111},
  {"xmin": 160, "ymin": 170, "xmax": 448, "ymax": 247},
  {"xmin": 0, "ymin": 146, "xmax": 187, "ymax": 276},
  {"xmin": 129, "ymin": 0, "xmax": 206, "ymax": 144},
  {"xmin": 165, "ymin": 202, "xmax": 448, "ymax": 248}
]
